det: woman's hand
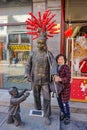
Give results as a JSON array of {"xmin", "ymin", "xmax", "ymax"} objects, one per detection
[{"xmin": 54, "ymin": 76, "xmax": 61, "ymax": 82}]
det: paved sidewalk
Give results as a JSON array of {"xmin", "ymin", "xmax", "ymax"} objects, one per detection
[
  {"xmin": 0, "ymin": 89, "xmax": 87, "ymax": 130},
  {"xmin": 0, "ymin": 107, "xmax": 60, "ymax": 130}
]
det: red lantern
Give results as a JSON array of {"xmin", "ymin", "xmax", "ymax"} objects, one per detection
[{"xmin": 64, "ymin": 26, "xmax": 73, "ymax": 38}]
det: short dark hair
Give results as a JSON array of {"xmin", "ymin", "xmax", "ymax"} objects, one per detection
[{"xmin": 56, "ymin": 54, "xmax": 66, "ymax": 63}]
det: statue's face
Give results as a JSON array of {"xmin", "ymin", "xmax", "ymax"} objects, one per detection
[
  {"xmin": 9, "ymin": 89, "xmax": 18, "ymax": 96},
  {"xmin": 37, "ymin": 42, "xmax": 45, "ymax": 50},
  {"xmin": 12, "ymin": 91, "xmax": 18, "ymax": 96}
]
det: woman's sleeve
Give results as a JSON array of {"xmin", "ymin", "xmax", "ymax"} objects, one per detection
[{"xmin": 61, "ymin": 65, "xmax": 71, "ymax": 84}]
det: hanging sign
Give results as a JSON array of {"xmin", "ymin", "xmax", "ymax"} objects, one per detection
[{"xmin": 8, "ymin": 44, "xmax": 31, "ymax": 51}]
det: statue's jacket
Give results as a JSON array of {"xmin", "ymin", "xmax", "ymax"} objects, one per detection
[{"xmin": 25, "ymin": 50, "xmax": 57, "ymax": 85}]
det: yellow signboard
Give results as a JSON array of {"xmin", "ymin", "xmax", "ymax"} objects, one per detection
[{"xmin": 9, "ymin": 45, "xmax": 31, "ymax": 51}]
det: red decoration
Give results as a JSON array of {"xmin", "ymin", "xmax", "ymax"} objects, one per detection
[
  {"xmin": 79, "ymin": 58, "xmax": 87, "ymax": 76},
  {"xmin": 83, "ymin": 34, "xmax": 87, "ymax": 37},
  {"xmin": 26, "ymin": 10, "xmax": 59, "ymax": 40},
  {"xmin": 64, "ymin": 26, "xmax": 73, "ymax": 38},
  {"xmin": 70, "ymin": 78, "xmax": 87, "ymax": 102}
]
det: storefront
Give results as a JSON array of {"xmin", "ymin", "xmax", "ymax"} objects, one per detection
[
  {"xmin": 7, "ymin": 32, "xmax": 31, "ymax": 64},
  {"xmin": 64, "ymin": 0, "xmax": 87, "ymax": 102},
  {"xmin": 0, "ymin": 0, "xmax": 32, "ymax": 63}
]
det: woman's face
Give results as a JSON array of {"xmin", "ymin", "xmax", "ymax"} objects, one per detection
[{"xmin": 57, "ymin": 56, "xmax": 65, "ymax": 65}]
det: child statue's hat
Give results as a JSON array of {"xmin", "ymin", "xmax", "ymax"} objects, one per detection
[{"xmin": 9, "ymin": 86, "xmax": 18, "ymax": 95}]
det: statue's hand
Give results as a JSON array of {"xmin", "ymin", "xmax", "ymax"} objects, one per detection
[
  {"xmin": 24, "ymin": 75, "xmax": 28, "ymax": 79},
  {"xmin": 27, "ymin": 77, "xmax": 32, "ymax": 82},
  {"xmin": 24, "ymin": 91, "xmax": 30, "ymax": 97},
  {"xmin": 24, "ymin": 75, "xmax": 32, "ymax": 82},
  {"xmin": 23, "ymin": 89, "xmax": 28, "ymax": 92}
]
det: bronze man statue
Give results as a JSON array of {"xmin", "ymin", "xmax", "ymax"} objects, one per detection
[
  {"xmin": 25, "ymin": 37, "xmax": 57, "ymax": 125},
  {"xmin": 25, "ymin": 10, "xmax": 59, "ymax": 125}
]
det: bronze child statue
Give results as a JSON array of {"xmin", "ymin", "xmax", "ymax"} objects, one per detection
[{"xmin": 7, "ymin": 87, "xmax": 30, "ymax": 127}]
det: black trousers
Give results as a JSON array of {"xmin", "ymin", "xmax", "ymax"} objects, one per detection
[{"xmin": 58, "ymin": 95, "xmax": 70, "ymax": 118}]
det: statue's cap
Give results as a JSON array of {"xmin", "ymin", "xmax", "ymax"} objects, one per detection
[
  {"xmin": 8, "ymin": 86, "xmax": 18, "ymax": 95},
  {"xmin": 37, "ymin": 36, "xmax": 46, "ymax": 44}
]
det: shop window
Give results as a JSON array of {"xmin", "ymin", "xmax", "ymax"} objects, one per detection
[
  {"xmin": 8, "ymin": 33, "xmax": 30, "ymax": 44},
  {"xmin": 0, "ymin": 26, "xmax": 4, "ymax": 31},
  {"xmin": 21, "ymin": 33, "xmax": 30, "ymax": 43},
  {"xmin": 8, "ymin": 34, "xmax": 18, "ymax": 44},
  {"xmin": 66, "ymin": 37, "xmax": 87, "ymax": 78}
]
